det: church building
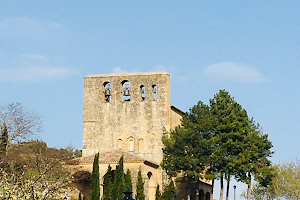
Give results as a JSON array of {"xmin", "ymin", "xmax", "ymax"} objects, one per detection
[{"xmin": 70, "ymin": 72, "xmax": 212, "ymax": 200}]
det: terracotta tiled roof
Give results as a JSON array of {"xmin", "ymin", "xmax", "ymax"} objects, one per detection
[{"xmin": 68, "ymin": 149, "xmax": 157, "ymax": 166}]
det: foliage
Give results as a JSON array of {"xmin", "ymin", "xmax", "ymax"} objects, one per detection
[
  {"xmin": 112, "ymin": 155, "xmax": 126, "ymax": 200},
  {"xmin": 125, "ymin": 169, "xmax": 132, "ymax": 191},
  {"xmin": 274, "ymin": 159, "xmax": 300, "ymax": 199},
  {"xmin": 103, "ymin": 165, "xmax": 113, "ymax": 200},
  {"xmin": 0, "ymin": 123, "xmax": 8, "ymax": 158},
  {"xmin": 161, "ymin": 101, "xmax": 213, "ymax": 180},
  {"xmin": 155, "ymin": 185, "xmax": 161, "ymax": 200},
  {"xmin": 161, "ymin": 89, "xmax": 274, "ymax": 200},
  {"xmin": 243, "ymin": 160, "xmax": 300, "ymax": 200},
  {"xmin": 240, "ymin": 182, "xmax": 277, "ymax": 200},
  {"xmin": 235, "ymin": 119, "xmax": 274, "ymax": 200},
  {"xmin": 74, "ymin": 149, "xmax": 82, "ymax": 158},
  {"xmin": 90, "ymin": 152, "xmax": 100, "ymax": 200},
  {"xmin": 161, "ymin": 180, "xmax": 175, "ymax": 200},
  {"xmin": 136, "ymin": 167, "xmax": 145, "ymax": 200},
  {"xmin": 60, "ymin": 144, "xmax": 82, "ymax": 159},
  {"xmin": 0, "ymin": 140, "xmax": 75, "ymax": 199},
  {"xmin": 0, "ymin": 102, "xmax": 43, "ymax": 144}
]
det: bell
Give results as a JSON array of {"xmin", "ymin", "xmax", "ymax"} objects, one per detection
[
  {"xmin": 153, "ymin": 87, "xmax": 157, "ymax": 94},
  {"xmin": 105, "ymin": 89, "xmax": 111, "ymax": 96},
  {"xmin": 124, "ymin": 88, "xmax": 130, "ymax": 96}
]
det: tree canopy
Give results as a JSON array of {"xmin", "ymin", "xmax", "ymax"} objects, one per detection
[
  {"xmin": 0, "ymin": 140, "xmax": 75, "ymax": 199},
  {"xmin": 243, "ymin": 159, "xmax": 300, "ymax": 200},
  {"xmin": 162, "ymin": 89, "xmax": 274, "ymax": 200}
]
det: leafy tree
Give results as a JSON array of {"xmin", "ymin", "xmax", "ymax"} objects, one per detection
[
  {"xmin": 0, "ymin": 123, "xmax": 8, "ymax": 158},
  {"xmin": 161, "ymin": 180, "xmax": 175, "ymax": 200},
  {"xmin": 240, "ymin": 181, "xmax": 277, "ymax": 200},
  {"xmin": 235, "ymin": 119, "xmax": 274, "ymax": 200},
  {"xmin": 74, "ymin": 149, "xmax": 82, "ymax": 158},
  {"xmin": 136, "ymin": 167, "xmax": 145, "ymax": 200},
  {"xmin": 162, "ymin": 89, "xmax": 274, "ymax": 200},
  {"xmin": 125, "ymin": 169, "xmax": 132, "ymax": 190},
  {"xmin": 103, "ymin": 165, "xmax": 113, "ymax": 200},
  {"xmin": 274, "ymin": 159, "xmax": 300, "ymax": 199},
  {"xmin": 0, "ymin": 140, "xmax": 75, "ymax": 199},
  {"xmin": 155, "ymin": 185, "xmax": 162, "ymax": 200},
  {"xmin": 0, "ymin": 102, "xmax": 43, "ymax": 145},
  {"xmin": 244, "ymin": 160, "xmax": 300, "ymax": 200},
  {"xmin": 90, "ymin": 152, "xmax": 100, "ymax": 200},
  {"xmin": 162, "ymin": 101, "xmax": 213, "ymax": 180},
  {"xmin": 112, "ymin": 155, "xmax": 126, "ymax": 200}
]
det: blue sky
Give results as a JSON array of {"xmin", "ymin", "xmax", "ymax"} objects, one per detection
[{"xmin": 0, "ymin": 1, "xmax": 299, "ymax": 198}]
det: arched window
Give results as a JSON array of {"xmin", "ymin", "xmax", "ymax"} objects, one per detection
[
  {"xmin": 128, "ymin": 138, "xmax": 134, "ymax": 151},
  {"xmin": 140, "ymin": 85, "xmax": 146, "ymax": 100},
  {"xmin": 117, "ymin": 139, "xmax": 122, "ymax": 149},
  {"xmin": 122, "ymin": 80, "xmax": 130, "ymax": 101},
  {"xmin": 152, "ymin": 85, "xmax": 157, "ymax": 100},
  {"xmin": 205, "ymin": 192, "xmax": 210, "ymax": 200},
  {"xmin": 147, "ymin": 171, "xmax": 152, "ymax": 179},
  {"xmin": 199, "ymin": 190, "xmax": 204, "ymax": 200},
  {"xmin": 139, "ymin": 138, "xmax": 144, "ymax": 153},
  {"xmin": 103, "ymin": 82, "xmax": 112, "ymax": 102}
]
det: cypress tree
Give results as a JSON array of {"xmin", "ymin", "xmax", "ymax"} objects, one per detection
[
  {"xmin": 103, "ymin": 165, "xmax": 113, "ymax": 200},
  {"xmin": 0, "ymin": 123, "xmax": 8, "ymax": 158},
  {"xmin": 155, "ymin": 185, "xmax": 161, "ymax": 200},
  {"xmin": 161, "ymin": 180, "xmax": 175, "ymax": 200},
  {"xmin": 135, "ymin": 167, "xmax": 145, "ymax": 200},
  {"xmin": 112, "ymin": 155, "xmax": 126, "ymax": 200},
  {"xmin": 90, "ymin": 152, "xmax": 100, "ymax": 200},
  {"xmin": 125, "ymin": 169, "xmax": 132, "ymax": 190}
]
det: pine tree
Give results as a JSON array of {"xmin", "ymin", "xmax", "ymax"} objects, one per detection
[
  {"xmin": 90, "ymin": 152, "xmax": 100, "ymax": 200},
  {"xmin": 155, "ymin": 185, "xmax": 162, "ymax": 200},
  {"xmin": 161, "ymin": 180, "xmax": 175, "ymax": 200},
  {"xmin": 125, "ymin": 169, "xmax": 132, "ymax": 190},
  {"xmin": 0, "ymin": 123, "xmax": 8, "ymax": 158},
  {"xmin": 235, "ymin": 119, "xmax": 273, "ymax": 200},
  {"xmin": 112, "ymin": 155, "xmax": 126, "ymax": 200},
  {"xmin": 135, "ymin": 167, "xmax": 145, "ymax": 200},
  {"xmin": 103, "ymin": 165, "xmax": 113, "ymax": 200},
  {"xmin": 210, "ymin": 89, "xmax": 252, "ymax": 200}
]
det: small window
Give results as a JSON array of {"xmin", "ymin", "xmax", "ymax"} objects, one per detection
[
  {"xmin": 117, "ymin": 139, "xmax": 122, "ymax": 149},
  {"xmin": 103, "ymin": 82, "xmax": 112, "ymax": 102},
  {"xmin": 147, "ymin": 171, "xmax": 153, "ymax": 179},
  {"xmin": 122, "ymin": 80, "xmax": 130, "ymax": 101},
  {"xmin": 128, "ymin": 138, "xmax": 134, "ymax": 151},
  {"xmin": 139, "ymin": 138, "xmax": 144, "ymax": 153},
  {"xmin": 140, "ymin": 85, "xmax": 146, "ymax": 100},
  {"xmin": 152, "ymin": 85, "xmax": 157, "ymax": 100}
]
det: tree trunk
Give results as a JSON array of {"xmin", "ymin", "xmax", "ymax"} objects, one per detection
[
  {"xmin": 211, "ymin": 179, "xmax": 214, "ymax": 200},
  {"xmin": 219, "ymin": 176, "xmax": 224, "ymax": 200},
  {"xmin": 247, "ymin": 173, "xmax": 252, "ymax": 200},
  {"xmin": 225, "ymin": 175, "xmax": 230, "ymax": 200}
]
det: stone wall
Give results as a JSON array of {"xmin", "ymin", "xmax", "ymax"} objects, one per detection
[{"xmin": 83, "ymin": 72, "xmax": 171, "ymax": 165}]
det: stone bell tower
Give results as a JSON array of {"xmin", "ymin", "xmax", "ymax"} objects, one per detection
[{"xmin": 82, "ymin": 72, "xmax": 178, "ymax": 164}]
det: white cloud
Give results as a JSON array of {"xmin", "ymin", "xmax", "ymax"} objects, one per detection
[
  {"xmin": 112, "ymin": 67, "xmax": 128, "ymax": 74},
  {"xmin": 150, "ymin": 65, "xmax": 169, "ymax": 72},
  {"xmin": 0, "ymin": 66, "xmax": 76, "ymax": 82},
  {"xmin": 204, "ymin": 62, "xmax": 266, "ymax": 83},
  {"xmin": 0, "ymin": 17, "xmax": 62, "ymax": 38},
  {"xmin": 0, "ymin": 53, "xmax": 76, "ymax": 82}
]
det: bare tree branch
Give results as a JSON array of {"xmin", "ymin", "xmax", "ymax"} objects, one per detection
[{"xmin": 0, "ymin": 102, "xmax": 43, "ymax": 144}]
